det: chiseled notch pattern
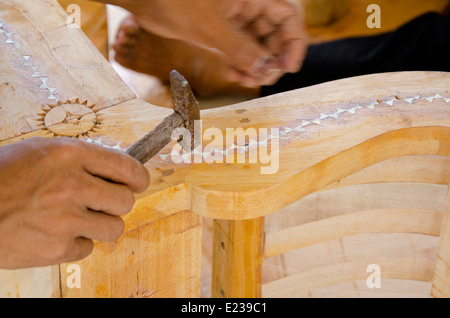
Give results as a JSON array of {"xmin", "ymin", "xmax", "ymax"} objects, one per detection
[
  {"xmin": 0, "ymin": 21, "xmax": 58, "ymax": 102},
  {"xmin": 150, "ymin": 93, "xmax": 449, "ymax": 162},
  {"xmin": 83, "ymin": 93, "xmax": 448, "ymax": 159}
]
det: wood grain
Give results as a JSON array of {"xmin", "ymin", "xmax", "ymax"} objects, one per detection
[
  {"xmin": 60, "ymin": 211, "xmax": 201, "ymax": 298},
  {"xmin": 0, "ymin": 266, "xmax": 60, "ymax": 298},
  {"xmin": 265, "ymin": 183, "xmax": 448, "ymax": 234},
  {"xmin": 265, "ymin": 208, "xmax": 442, "ymax": 258},
  {"xmin": 431, "ymin": 184, "xmax": 450, "ymax": 297},
  {"xmin": 212, "ymin": 218, "xmax": 264, "ymax": 298},
  {"xmin": 262, "ymin": 258, "xmax": 435, "ymax": 298},
  {"xmin": 0, "ymin": 0, "xmax": 134, "ymax": 141}
]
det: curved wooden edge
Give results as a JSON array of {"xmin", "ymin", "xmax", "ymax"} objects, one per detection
[
  {"xmin": 261, "ymin": 258, "xmax": 435, "ymax": 298},
  {"xmin": 190, "ymin": 126, "xmax": 450, "ymax": 219},
  {"xmin": 321, "ymin": 155, "xmax": 450, "ymax": 191},
  {"xmin": 264, "ymin": 208, "xmax": 443, "ymax": 258}
]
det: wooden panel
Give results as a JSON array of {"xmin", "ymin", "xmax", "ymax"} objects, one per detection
[
  {"xmin": 212, "ymin": 218, "xmax": 264, "ymax": 298},
  {"xmin": 265, "ymin": 209, "xmax": 443, "ymax": 258},
  {"xmin": 322, "ymin": 155, "xmax": 450, "ymax": 191},
  {"xmin": 262, "ymin": 233, "xmax": 438, "ymax": 283},
  {"xmin": 265, "ymin": 183, "xmax": 448, "ymax": 234},
  {"xmin": 305, "ymin": 279, "xmax": 432, "ymax": 298},
  {"xmin": 431, "ymin": 184, "xmax": 450, "ymax": 298},
  {"xmin": 262, "ymin": 258, "xmax": 435, "ymax": 298},
  {"xmin": 60, "ymin": 211, "xmax": 201, "ymax": 298}
]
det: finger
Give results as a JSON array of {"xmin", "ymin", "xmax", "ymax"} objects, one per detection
[
  {"xmin": 264, "ymin": 0, "xmax": 299, "ymax": 25},
  {"xmin": 61, "ymin": 237, "xmax": 94, "ymax": 263},
  {"xmin": 278, "ymin": 15, "xmax": 308, "ymax": 73},
  {"xmin": 247, "ymin": 16, "xmax": 274, "ymax": 40},
  {"xmin": 223, "ymin": 0, "xmax": 246, "ymax": 20},
  {"xmin": 227, "ymin": 66, "xmax": 282, "ymax": 88},
  {"xmin": 281, "ymin": 38, "xmax": 307, "ymax": 73},
  {"xmin": 218, "ymin": 29, "xmax": 276, "ymax": 78},
  {"xmin": 80, "ymin": 174, "xmax": 136, "ymax": 216},
  {"xmin": 260, "ymin": 1, "xmax": 306, "ymax": 72},
  {"xmin": 80, "ymin": 142, "xmax": 150, "ymax": 193},
  {"xmin": 264, "ymin": 32, "xmax": 284, "ymax": 56},
  {"xmin": 77, "ymin": 209, "xmax": 125, "ymax": 242},
  {"xmin": 226, "ymin": 68, "xmax": 263, "ymax": 88}
]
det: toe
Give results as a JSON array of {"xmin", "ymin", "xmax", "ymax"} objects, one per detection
[
  {"xmin": 115, "ymin": 15, "xmax": 140, "ymax": 47},
  {"xmin": 121, "ymin": 15, "xmax": 140, "ymax": 36}
]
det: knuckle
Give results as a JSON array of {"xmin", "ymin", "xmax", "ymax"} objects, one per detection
[
  {"xmin": 74, "ymin": 239, "xmax": 94, "ymax": 261},
  {"xmin": 123, "ymin": 189, "xmax": 136, "ymax": 213},
  {"xmin": 113, "ymin": 188, "xmax": 135, "ymax": 215},
  {"xmin": 120, "ymin": 154, "xmax": 137, "ymax": 178},
  {"xmin": 45, "ymin": 213, "xmax": 76, "ymax": 237},
  {"xmin": 46, "ymin": 138, "xmax": 84, "ymax": 162},
  {"xmin": 42, "ymin": 240, "xmax": 73, "ymax": 264},
  {"xmin": 50, "ymin": 177, "xmax": 80, "ymax": 204}
]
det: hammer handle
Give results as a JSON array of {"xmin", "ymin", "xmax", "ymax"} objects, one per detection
[{"xmin": 126, "ymin": 112, "xmax": 184, "ymax": 164}]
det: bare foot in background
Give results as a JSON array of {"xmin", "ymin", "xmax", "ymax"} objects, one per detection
[{"xmin": 113, "ymin": 15, "xmax": 259, "ymax": 97}]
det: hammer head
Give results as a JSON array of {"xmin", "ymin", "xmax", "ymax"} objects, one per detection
[{"xmin": 169, "ymin": 70, "xmax": 200, "ymax": 152}]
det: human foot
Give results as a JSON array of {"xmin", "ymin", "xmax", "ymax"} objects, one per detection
[
  {"xmin": 113, "ymin": 15, "xmax": 269, "ymax": 96},
  {"xmin": 100, "ymin": 0, "xmax": 307, "ymax": 88}
]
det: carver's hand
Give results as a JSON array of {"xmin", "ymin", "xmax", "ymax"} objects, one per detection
[
  {"xmin": 0, "ymin": 137, "xmax": 150, "ymax": 269},
  {"xmin": 111, "ymin": 0, "xmax": 307, "ymax": 88}
]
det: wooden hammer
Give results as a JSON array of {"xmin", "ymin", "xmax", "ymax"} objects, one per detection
[{"xmin": 126, "ymin": 70, "xmax": 200, "ymax": 164}]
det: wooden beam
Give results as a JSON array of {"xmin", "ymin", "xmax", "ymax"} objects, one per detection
[
  {"xmin": 265, "ymin": 208, "xmax": 442, "ymax": 258},
  {"xmin": 265, "ymin": 182, "xmax": 448, "ymax": 233},
  {"xmin": 212, "ymin": 218, "xmax": 264, "ymax": 298},
  {"xmin": 262, "ymin": 258, "xmax": 435, "ymax": 298}
]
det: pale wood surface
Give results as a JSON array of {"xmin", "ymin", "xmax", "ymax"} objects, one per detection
[
  {"xmin": 261, "ymin": 182, "xmax": 447, "ymax": 297},
  {"xmin": 0, "ymin": 0, "xmax": 133, "ymax": 141},
  {"xmin": 431, "ymin": 184, "xmax": 450, "ymax": 297},
  {"xmin": 322, "ymin": 155, "xmax": 450, "ymax": 191},
  {"xmin": 265, "ymin": 183, "xmax": 448, "ymax": 234},
  {"xmin": 265, "ymin": 208, "xmax": 442, "ymax": 258},
  {"xmin": 262, "ymin": 258, "xmax": 435, "ymax": 298},
  {"xmin": 0, "ymin": 266, "xmax": 60, "ymax": 298},
  {"xmin": 262, "ymin": 232, "xmax": 440, "ymax": 297},
  {"xmin": 57, "ymin": 0, "xmax": 109, "ymax": 58}
]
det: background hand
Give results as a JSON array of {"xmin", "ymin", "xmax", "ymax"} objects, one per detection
[{"xmin": 117, "ymin": 0, "xmax": 307, "ymax": 88}]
